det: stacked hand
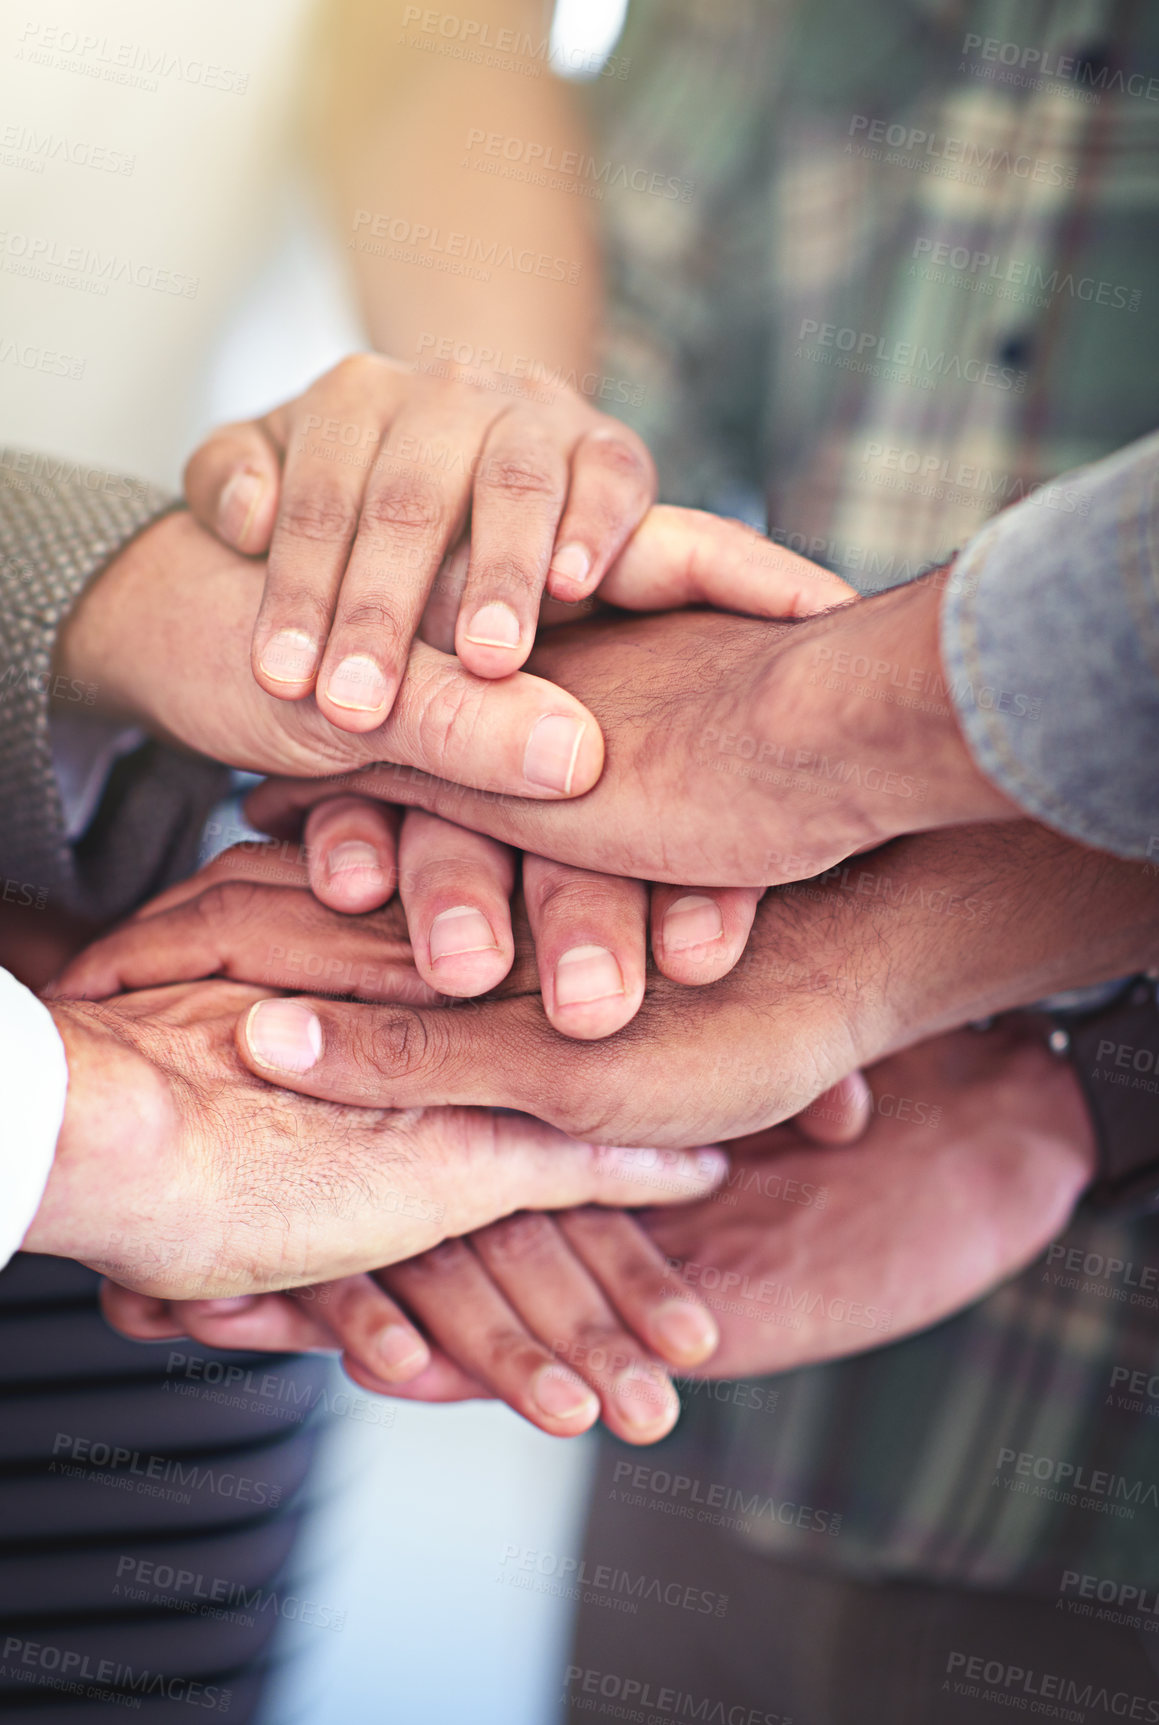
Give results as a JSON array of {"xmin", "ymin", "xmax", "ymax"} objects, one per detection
[
  {"xmin": 106, "ymin": 1027, "xmax": 1093, "ymax": 1385},
  {"xmin": 43, "ymin": 361, "xmax": 1156, "ymax": 1449},
  {"xmin": 185, "ymin": 351, "xmax": 661, "ymax": 721},
  {"xmin": 52, "ymin": 839, "xmax": 869, "ymax": 1444},
  {"xmin": 63, "ymin": 853, "xmax": 1095, "ymax": 1431},
  {"xmin": 59, "ymin": 477, "xmax": 864, "ymax": 1033}
]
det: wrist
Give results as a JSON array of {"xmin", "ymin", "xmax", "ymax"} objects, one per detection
[
  {"xmin": 809, "ymin": 823, "xmax": 1159, "ymax": 1071},
  {"xmin": 784, "ymin": 571, "xmax": 1018, "ymax": 845},
  {"xmin": 54, "ymin": 509, "xmax": 264, "ymax": 744},
  {"xmin": 23, "ymin": 1001, "xmax": 175, "ymax": 1268},
  {"xmin": 54, "ymin": 508, "xmax": 186, "ymax": 727}
]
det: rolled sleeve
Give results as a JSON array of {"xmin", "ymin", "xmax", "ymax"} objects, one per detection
[{"xmin": 940, "ymin": 432, "xmax": 1159, "ymax": 861}]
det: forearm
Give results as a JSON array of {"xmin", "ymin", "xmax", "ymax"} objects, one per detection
[
  {"xmin": 315, "ymin": 0, "xmax": 601, "ymax": 373},
  {"xmin": 784, "ymin": 822, "xmax": 1159, "ymax": 1069}
]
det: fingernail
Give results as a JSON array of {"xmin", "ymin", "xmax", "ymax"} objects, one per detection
[
  {"xmin": 429, "ymin": 904, "xmax": 497, "ymax": 961},
  {"xmin": 610, "ymin": 1366, "xmax": 679, "ymax": 1433},
  {"xmin": 549, "ymin": 543, "xmax": 592, "ymax": 593},
  {"xmin": 245, "ymin": 1000, "xmax": 322, "ymax": 1073},
  {"xmin": 651, "ymin": 1298, "xmax": 719, "ymax": 1364},
  {"xmin": 523, "ymin": 713, "xmax": 585, "ymax": 794},
  {"xmin": 695, "ymin": 1147, "xmax": 729, "ymax": 1185},
  {"xmin": 463, "ymin": 601, "xmax": 521, "ymax": 649},
  {"xmin": 554, "ymin": 945, "xmax": 623, "ymax": 1008},
  {"xmin": 374, "ymin": 1323, "xmax": 429, "ymax": 1379},
  {"xmin": 842, "ymin": 1069, "xmax": 873, "ymax": 1109},
  {"xmin": 218, "ymin": 469, "xmax": 263, "ymax": 546},
  {"xmin": 326, "ymin": 655, "xmax": 390, "ymax": 713},
  {"xmin": 195, "ymin": 1296, "xmax": 259, "ymax": 1316},
  {"xmin": 662, "ymin": 893, "xmax": 724, "ymax": 952},
  {"xmin": 531, "ymin": 1363, "xmax": 600, "ymax": 1423},
  {"xmin": 260, "ymin": 628, "xmax": 319, "ymax": 684},
  {"xmin": 326, "ymin": 841, "xmax": 385, "ymax": 883}
]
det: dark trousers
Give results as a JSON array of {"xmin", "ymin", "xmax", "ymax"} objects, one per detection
[
  {"xmin": 0, "ymin": 1255, "xmax": 326, "ymax": 1723},
  {"xmin": 568, "ymin": 1421, "xmax": 1159, "ymax": 1725}
]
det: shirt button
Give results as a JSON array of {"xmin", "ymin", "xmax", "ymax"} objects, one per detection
[{"xmin": 997, "ymin": 334, "xmax": 1033, "ymax": 366}]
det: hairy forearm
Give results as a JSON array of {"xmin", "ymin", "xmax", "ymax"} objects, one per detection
[
  {"xmin": 785, "ymin": 822, "xmax": 1159, "ymax": 1067},
  {"xmin": 315, "ymin": 0, "xmax": 601, "ymax": 373}
]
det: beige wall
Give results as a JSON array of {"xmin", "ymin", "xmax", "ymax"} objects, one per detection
[{"xmin": 0, "ymin": 0, "xmax": 317, "ymax": 483}]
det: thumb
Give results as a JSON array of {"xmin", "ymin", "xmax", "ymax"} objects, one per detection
[
  {"xmin": 183, "ymin": 420, "xmax": 282, "ymax": 555},
  {"xmin": 458, "ymin": 1115, "xmax": 730, "ymax": 1223},
  {"xmin": 600, "ymin": 505, "xmax": 857, "ymax": 619},
  {"xmin": 793, "ymin": 1071, "xmax": 873, "ymax": 1145}
]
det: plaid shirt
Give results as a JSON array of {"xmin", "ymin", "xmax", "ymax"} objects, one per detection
[{"xmin": 588, "ymin": 0, "xmax": 1159, "ymax": 1592}]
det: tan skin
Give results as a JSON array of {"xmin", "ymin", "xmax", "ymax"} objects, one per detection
[
  {"xmin": 55, "ymin": 502, "xmax": 856, "ymax": 1037},
  {"xmin": 70, "ymin": 866, "xmax": 1096, "ymax": 1433}
]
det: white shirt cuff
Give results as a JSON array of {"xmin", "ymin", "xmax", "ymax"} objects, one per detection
[{"xmin": 0, "ymin": 967, "xmax": 68, "ymax": 1266}]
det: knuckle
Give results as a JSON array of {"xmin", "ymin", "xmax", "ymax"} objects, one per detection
[
  {"xmin": 583, "ymin": 432, "xmax": 654, "ymax": 491},
  {"xmin": 479, "ymin": 452, "xmax": 564, "ymax": 504},
  {"xmin": 261, "ymin": 580, "xmax": 336, "ymax": 632},
  {"xmin": 569, "ymin": 1320, "xmax": 636, "ymax": 1366},
  {"xmin": 328, "ymin": 351, "xmax": 396, "ymax": 396},
  {"xmin": 401, "ymin": 852, "xmax": 483, "ymax": 903},
  {"xmin": 484, "ymin": 1326, "xmax": 544, "ymax": 1375},
  {"xmin": 408, "ymin": 668, "xmax": 487, "ymax": 775},
  {"xmin": 334, "ymin": 595, "xmax": 406, "ymax": 638},
  {"xmin": 480, "ymin": 1211, "xmax": 558, "ymax": 1265},
  {"xmin": 361, "ymin": 476, "xmax": 446, "ymax": 539},
  {"xmin": 280, "ymin": 487, "xmax": 360, "ymax": 545},
  {"xmin": 332, "ymin": 352, "xmax": 376, "ymax": 383},
  {"xmin": 468, "ymin": 551, "xmax": 542, "ymax": 598},
  {"xmin": 367, "ymin": 1008, "xmax": 438, "ymax": 1078},
  {"xmin": 529, "ymin": 870, "xmax": 625, "ymax": 925},
  {"xmin": 193, "ymin": 878, "xmax": 260, "ymax": 926},
  {"xmin": 407, "ymin": 1238, "xmax": 472, "ymax": 1280}
]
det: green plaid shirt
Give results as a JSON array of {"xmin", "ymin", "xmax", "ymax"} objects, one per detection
[{"xmin": 588, "ymin": 0, "xmax": 1159, "ymax": 1592}]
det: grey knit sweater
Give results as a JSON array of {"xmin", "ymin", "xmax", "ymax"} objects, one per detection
[{"xmin": 0, "ymin": 450, "xmax": 227, "ymax": 920}]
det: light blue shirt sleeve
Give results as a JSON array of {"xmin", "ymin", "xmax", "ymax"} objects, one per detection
[{"xmin": 940, "ymin": 431, "xmax": 1159, "ymax": 861}]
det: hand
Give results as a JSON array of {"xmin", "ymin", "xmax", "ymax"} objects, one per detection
[
  {"xmin": 293, "ymin": 794, "xmax": 772, "ymax": 1032},
  {"xmin": 248, "ymin": 582, "xmax": 1015, "ymax": 891},
  {"xmin": 54, "ymin": 508, "xmax": 604, "ymax": 799},
  {"xmin": 98, "ymin": 1025, "xmax": 1087, "ymax": 1421},
  {"xmin": 99, "ymin": 1209, "xmax": 723, "ymax": 1447},
  {"xmin": 25, "ymin": 980, "xmax": 726, "ymax": 1328},
  {"xmin": 56, "ymin": 820, "xmax": 765, "ymax": 1041},
  {"xmin": 642, "ymin": 1023, "xmax": 1096, "ymax": 1376},
  {"xmin": 94, "ymin": 1078, "xmax": 868, "ymax": 1443},
  {"xmin": 204, "ymin": 821, "xmax": 1159, "ymax": 1148},
  {"xmin": 54, "ymin": 847, "xmax": 881, "ymax": 1122},
  {"xmin": 183, "ymin": 353, "xmax": 657, "ymax": 726}
]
